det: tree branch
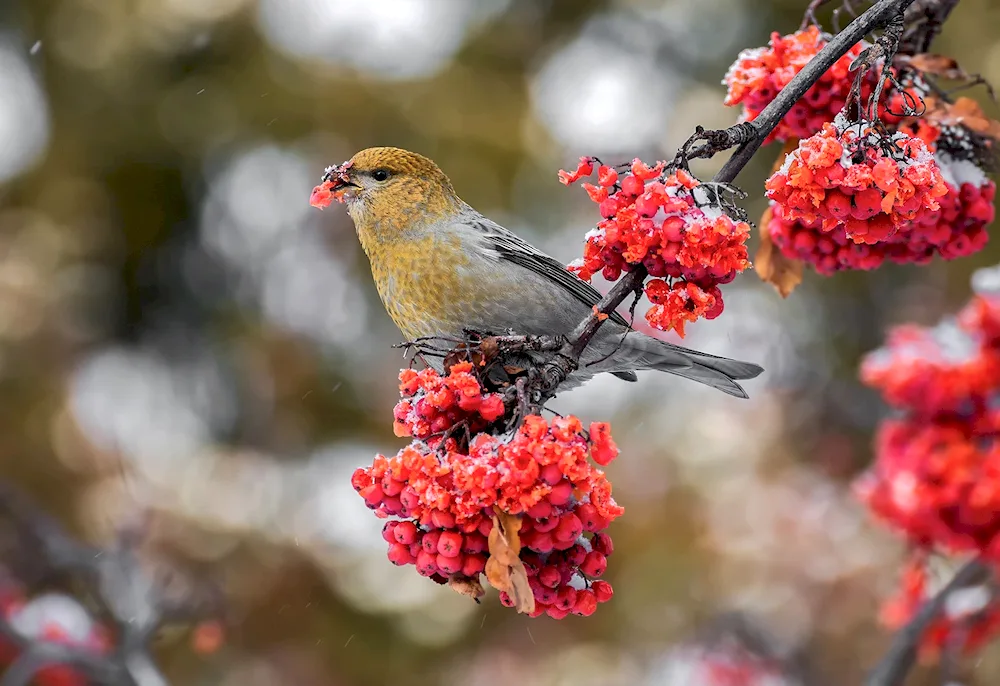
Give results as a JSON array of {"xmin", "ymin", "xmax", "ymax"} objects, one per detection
[
  {"xmin": 540, "ymin": 0, "xmax": 918, "ymax": 399},
  {"xmin": 865, "ymin": 559, "xmax": 991, "ymax": 686}
]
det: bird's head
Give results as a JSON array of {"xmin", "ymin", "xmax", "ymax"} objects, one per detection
[{"xmin": 311, "ymin": 147, "xmax": 462, "ymax": 238}]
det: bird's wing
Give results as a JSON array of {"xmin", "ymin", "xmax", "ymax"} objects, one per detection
[{"xmin": 465, "ymin": 216, "xmax": 631, "ymax": 329}]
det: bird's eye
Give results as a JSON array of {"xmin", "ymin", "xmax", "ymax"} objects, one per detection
[{"xmin": 372, "ymin": 169, "xmax": 391, "ymax": 182}]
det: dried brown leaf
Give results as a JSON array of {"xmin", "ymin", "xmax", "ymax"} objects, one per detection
[
  {"xmin": 755, "ymin": 208, "xmax": 804, "ymax": 299},
  {"xmin": 447, "ymin": 575, "xmax": 485, "ymax": 602},
  {"xmin": 484, "ymin": 509, "xmax": 534, "ymax": 614},
  {"xmin": 904, "ymin": 54, "xmax": 967, "ymax": 80}
]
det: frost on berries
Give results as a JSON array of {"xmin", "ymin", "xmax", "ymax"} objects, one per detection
[
  {"xmin": 354, "ymin": 363, "xmax": 624, "ymax": 618},
  {"xmin": 855, "ymin": 266, "xmax": 1000, "ymax": 654},
  {"xmin": 760, "ymin": 74, "xmax": 997, "ymax": 282},
  {"xmin": 560, "ymin": 159, "xmax": 750, "ymax": 337},
  {"xmin": 724, "ymin": 26, "xmax": 874, "ymax": 143}
]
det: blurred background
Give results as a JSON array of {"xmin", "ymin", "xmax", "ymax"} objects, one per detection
[{"xmin": 1, "ymin": 0, "xmax": 999, "ymax": 684}]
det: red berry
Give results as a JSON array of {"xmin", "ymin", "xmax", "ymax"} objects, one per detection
[
  {"xmin": 415, "ymin": 550, "xmax": 438, "ymax": 576},
  {"xmin": 592, "ymin": 532, "xmax": 614, "ymax": 556},
  {"xmin": 575, "ymin": 503, "xmax": 605, "ymax": 531},
  {"xmin": 824, "ymin": 189, "xmax": 852, "ymax": 220},
  {"xmin": 546, "ymin": 606, "xmax": 571, "ymax": 620},
  {"xmin": 548, "ymin": 480, "xmax": 573, "ymax": 506},
  {"xmin": 528, "ymin": 531, "xmax": 554, "ymax": 554},
  {"xmin": 462, "ymin": 554, "xmax": 487, "ymax": 577},
  {"xmin": 572, "ymin": 589, "xmax": 598, "ymax": 616},
  {"xmin": 382, "ymin": 476, "xmax": 404, "ymax": 497},
  {"xmin": 581, "ymin": 550, "xmax": 608, "ymax": 577},
  {"xmin": 431, "ymin": 510, "xmax": 455, "ymax": 529},
  {"xmin": 852, "ymin": 188, "xmax": 883, "ymax": 219},
  {"xmin": 533, "ymin": 515, "xmax": 559, "ymax": 533},
  {"xmin": 382, "ymin": 521, "xmax": 399, "ymax": 543},
  {"xmin": 526, "ymin": 500, "xmax": 552, "ymax": 520},
  {"xmin": 539, "ymin": 464, "xmax": 563, "ymax": 486},
  {"xmin": 566, "ymin": 544, "xmax": 587, "ymax": 567},
  {"xmin": 555, "ymin": 586, "xmax": 578, "ymax": 611},
  {"xmin": 478, "ymin": 518, "xmax": 494, "ymax": 537},
  {"xmin": 437, "ymin": 531, "xmax": 463, "ymax": 557},
  {"xmin": 461, "ymin": 533, "xmax": 487, "ymax": 554},
  {"xmin": 499, "ymin": 592, "xmax": 514, "ymax": 608},
  {"xmin": 400, "ymin": 487, "xmax": 420, "ymax": 510},
  {"xmin": 592, "ymin": 580, "xmax": 614, "ymax": 603},
  {"xmin": 538, "ymin": 566, "xmax": 561, "ymax": 589},
  {"xmin": 554, "ymin": 513, "xmax": 583, "ymax": 543},
  {"xmin": 621, "ymin": 175, "xmax": 644, "ymax": 196},
  {"xmin": 421, "ymin": 531, "xmax": 441, "ymax": 555},
  {"xmin": 387, "ymin": 542, "xmax": 415, "ymax": 566},
  {"xmin": 360, "ymin": 484, "xmax": 384, "ymax": 508},
  {"xmin": 436, "ymin": 553, "xmax": 463, "ymax": 575},
  {"xmin": 394, "ymin": 521, "xmax": 419, "ymax": 545}
]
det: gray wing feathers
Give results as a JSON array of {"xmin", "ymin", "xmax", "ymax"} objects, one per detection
[{"xmin": 457, "ymin": 212, "xmax": 764, "ymax": 396}]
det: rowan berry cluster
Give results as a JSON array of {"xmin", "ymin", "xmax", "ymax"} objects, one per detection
[
  {"xmin": 561, "ymin": 159, "xmax": 750, "ymax": 337},
  {"xmin": 354, "ymin": 364, "xmax": 624, "ymax": 618},
  {"xmin": 856, "ymin": 267, "xmax": 1000, "ymax": 653},
  {"xmin": 723, "ymin": 26, "xmax": 874, "ymax": 143},
  {"xmin": 764, "ymin": 118, "xmax": 995, "ymax": 275}
]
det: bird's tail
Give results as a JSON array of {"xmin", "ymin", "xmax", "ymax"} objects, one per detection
[{"xmin": 598, "ymin": 334, "xmax": 764, "ymax": 398}]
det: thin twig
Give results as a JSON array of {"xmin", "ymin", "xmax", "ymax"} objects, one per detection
[
  {"xmin": 865, "ymin": 559, "xmax": 991, "ymax": 686},
  {"xmin": 539, "ymin": 0, "xmax": 918, "ymax": 401}
]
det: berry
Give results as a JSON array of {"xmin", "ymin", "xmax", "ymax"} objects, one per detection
[
  {"xmin": 554, "ymin": 513, "xmax": 583, "ymax": 544},
  {"xmin": 436, "ymin": 531, "xmax": 463, "ymax": 558},
  {"xmin": 572, "ymin": 590, "xmax": 598, "ymax": 617},
  {"xmin": 592, "ymin": 580, "xmax": 614, "ymax": 603},
  {"xmin": 461, "ymin": 554, "xmax": 487, "ymax": 577},
  {"xmin": 436, "ymin": 553, "xmax": 463, "ymax": 575},
  {"xmin": 581, "ymin": 551, "xmax": 608, "ymax": 578},
  {"xmin": 393, "ymin": 521, "xmax": 419, "ymax": 545},
  {"xmin": 387, "ymin": 542, "xmax": 415, "ymax": 566},
  {"xmin": 420, "ymin": 531, "xmax": 441, "ymax": 556}
]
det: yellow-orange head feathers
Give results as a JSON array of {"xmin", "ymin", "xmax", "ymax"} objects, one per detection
[{"xmin": 330, "ymin": 147, "xmax": 463, "ymax": 247}]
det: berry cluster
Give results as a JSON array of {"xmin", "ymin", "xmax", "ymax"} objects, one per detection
[
  {"xmin": 0, "ymin": 591, "xmax": 111, "ymax": 686},
  {"xmin": 856, "ymin": 267, "xmax": 1000, "ymax": 652},
  {"xmin": 561, "ymin": 159, "xmax": 750, "ymax": 337},
  {"xmin": 724, "ymin": 26, "xmax": 874, "ymax": 143},
  {"xmin": 354, "ymin": 366, "xmax": 624, "ymax": 618},
  {"xmin": 392, "ymin": 365, "xmax": 505, "ymax": 440},
  {"xmin": 764, "ymin": 120, "xmax": 995, "ymax": 274},
  {"xmin": 766, "ymin": 118, "xmax": 949, "ymax": 243}
]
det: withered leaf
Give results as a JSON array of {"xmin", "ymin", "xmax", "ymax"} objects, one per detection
[
  {"xmin": 484, "ymin": 508, "xmax": 534, "ymax": 614},
  {"xmin": 755, "ymin": 207, "xmax": 803, "ymax": 298},
  {"xmin": 904, "ymin": 54, "xmax": 967, "ymax": 80},
  {"xmin": 948, "ymin": 97, "xmax": 1000, "ymax": 140},
  {"xmin": 443, "ymin": 344, "xmax": 484, "ymax": 373},
  {"xmin": 447, "ymin": 575, "xmax": 485, "ymax": 603}
]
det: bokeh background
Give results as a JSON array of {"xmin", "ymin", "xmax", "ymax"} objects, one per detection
[{"xmin": 1, "ymin": 0, "xmax": 1000, "ymax": 684}]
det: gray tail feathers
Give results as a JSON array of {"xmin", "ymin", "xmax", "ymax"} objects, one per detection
[{"xmin": 642, "ymin": 341, "xmax": 764, "ymax": 399}]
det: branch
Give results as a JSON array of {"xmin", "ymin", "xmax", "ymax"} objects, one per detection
[
  {"xmin": 540, "ymin": 0, "xmax": 918, "ymax": 399},
  {"xmin": 899, "ymin": 0, "xmax": 961, "ymax": 54},
  {"xmin": 865, "ymin": 559, "xmax": 991, "ymax": 686}
]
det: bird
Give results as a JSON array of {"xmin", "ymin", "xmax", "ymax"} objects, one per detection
[{"xmin": 313, "ymin": 146, "xmax": 764, "ymax": 397}]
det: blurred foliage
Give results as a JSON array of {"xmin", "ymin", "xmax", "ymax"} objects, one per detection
[{"xmin": 0, "ymin": 0, "xmax": 999, "ymax": 684}]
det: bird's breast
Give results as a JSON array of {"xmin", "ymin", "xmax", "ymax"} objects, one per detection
[{"xmin": 367, "ymin": 233, "xmax": 484, "ymax": 341}]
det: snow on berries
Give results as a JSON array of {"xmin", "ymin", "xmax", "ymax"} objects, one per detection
[
  {"xmin": 766, "ymin": 119, "xmax": 949, "ymax": 243},
  {"xmin": 561, "ymin": 158, "xmax": 750, "ymax": 337},
  {"xmin": 855, "ymin": 266, "xmax": 1000, "ymax": 653},
  {"xmin": 354, "ymin": 363, "xmax": 624, "ymax": 618},
  {"xmin": 724, "ymin": 26, "xmax": 874, "ymax": 143}
]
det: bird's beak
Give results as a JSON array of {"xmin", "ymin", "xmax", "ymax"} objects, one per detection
[{"xmin": 310, "ymin": 160, "xmax": 358, "ymax": 209}]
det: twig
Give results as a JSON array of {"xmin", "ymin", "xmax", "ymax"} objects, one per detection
[
  {"xmin": 539, "ymin": 0, "xmax": 918, "ymax": 401},
  {"xmin": 899, "ymin": 0, "xmax": 961, "ymax": 54},
  {"xmin": 865, "ymin": 559, "xmax": 991, "ymax": 686}
]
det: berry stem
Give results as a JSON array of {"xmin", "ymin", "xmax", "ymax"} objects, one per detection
[
  {"xmin": 865, "ymin": 559, "xmax": 991, "ymax": 686},
  {"xmin": 542, "ymin": 0, "xmax": 920, "ymax": 401}
]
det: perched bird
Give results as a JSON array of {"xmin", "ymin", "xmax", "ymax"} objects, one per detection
[{"xmin": 313, "ymin": 146, "xmax": 763, "ymax": 397}]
